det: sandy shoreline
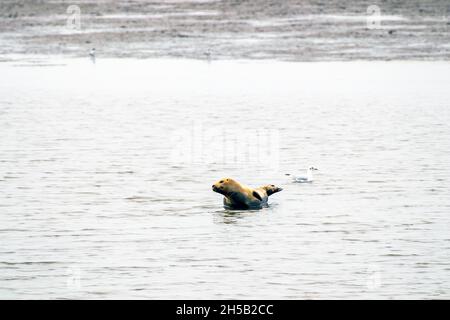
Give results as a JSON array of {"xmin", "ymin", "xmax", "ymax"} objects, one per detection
[{"xmin": 0, "ymin": 0, "xmax": 449, "ymax": 61}]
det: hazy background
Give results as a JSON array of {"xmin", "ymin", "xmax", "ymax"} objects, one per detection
[{"xmin": 0, "ymin": 0, "xmax": 449, "ymax": 61}]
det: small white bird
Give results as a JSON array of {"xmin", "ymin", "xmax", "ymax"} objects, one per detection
[
  {"xmin": 89, "ymin": 48, "xmax": 96, "ymax": 64},
  {"xmin": 286, "ymin": 167, "xmax": 318, "ymax": 183},
  {"xmin": 204, "ymin": 48, "xmax": 212, "ymax": 61}
]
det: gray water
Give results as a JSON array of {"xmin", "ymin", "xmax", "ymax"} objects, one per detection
[{"xmin": 1, "ymin": 59, "xmax": 449, "ymax": 299}]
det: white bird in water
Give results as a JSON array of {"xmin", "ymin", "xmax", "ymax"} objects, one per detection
[{"xmin": 286, "ymin": 167, "xmax": 318, "ymax": 183}]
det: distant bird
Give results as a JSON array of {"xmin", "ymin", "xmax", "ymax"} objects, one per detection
[
  {"xmin": 286, "ymin": 167, "xmax": 318, "ymax": 183},
  {"xmin": 204, "ymin": 48, "xmax": 212, "ymax": 61},
  {"xmin": 89, "ymin": 48, "xmax": 96, "ymax": 64}
]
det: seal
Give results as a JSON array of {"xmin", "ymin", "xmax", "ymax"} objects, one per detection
[{"xmin": 212, "ymin": 178, "xmax": 283, "ymax": 210}]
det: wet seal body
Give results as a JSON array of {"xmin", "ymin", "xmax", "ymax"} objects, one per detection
[{"xmin": 212, "ymin": 178, "xmax": 283, "ymax": 210}]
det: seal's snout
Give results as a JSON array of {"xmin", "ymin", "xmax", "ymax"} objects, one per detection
[{"xmin": 212, "ymin": 181, "xmax": 227, "ymax": 195}]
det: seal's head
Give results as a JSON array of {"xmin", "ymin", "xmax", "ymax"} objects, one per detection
[
  {"xmin": 261, "ymin": 184, "xmax": 283, "ymax": 196},
  {"xmin": 212, "ymin": 178, "xmax": 240, "ymax": 196}
]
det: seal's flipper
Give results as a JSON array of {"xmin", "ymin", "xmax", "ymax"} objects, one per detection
[{"xmin": 252, "ymin": 191, "xmax": 263, "ymax": 201}]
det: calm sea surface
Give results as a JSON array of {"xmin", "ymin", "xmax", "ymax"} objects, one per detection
[{"xmin": 0, "ymin": 59, "xmax": 449, "ymax": 299}]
